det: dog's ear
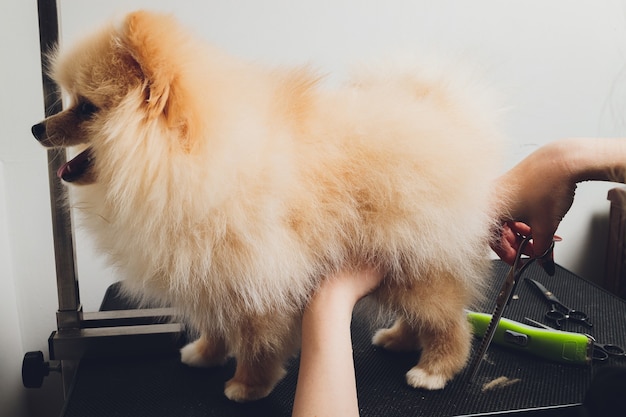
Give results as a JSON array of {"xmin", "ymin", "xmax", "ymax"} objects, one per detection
[{"xmin": 121, "ymin": 11, "xmax": 196, "ymax": 150}]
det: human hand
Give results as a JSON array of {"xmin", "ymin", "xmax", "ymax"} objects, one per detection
[
  {"xmin": 493, "ymin": 137, "xmax": 626, "ymax": 271},
  {"xmin": 492, "ymin": 221, "xmax": 560, "ymax": 275},
  {"xmin": 491, "ymin": 139, "xmax": 586, "ymax": 273},
  {"xmin": 494, "ymin": 137, "xmax": 626, "ymax": 264},
  {"xmin": 307, "ymin": 266, "xmax": 384, "ymax": 315},
  {"xmin": 497, "ymin": 140, "xmax": 577, "ymax": 255},
  {"xmin": 294, "ymin": 266, "xmax": 384, "ymax": 417}
]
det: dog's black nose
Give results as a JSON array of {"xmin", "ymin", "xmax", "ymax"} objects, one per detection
[{"xmin": 31, "ymin": 123, "xmax": 46, "ymax": 141}]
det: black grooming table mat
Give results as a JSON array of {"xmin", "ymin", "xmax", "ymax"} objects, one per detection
[{"xmin": 61, "ymin": 261, "xmax": 626, "ymax": 416}]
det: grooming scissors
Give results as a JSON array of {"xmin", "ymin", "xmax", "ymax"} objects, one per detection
[
  {"xmin": 525, "ymin": 279, "xmax": 593, "ymax": 329},
  {"xmin": 590, "ymin": 338, "xmax": 626, "ymax": 361},
  {"xmin": 467, "ymin": 235, "xmax": 553, "ymax": 382}
]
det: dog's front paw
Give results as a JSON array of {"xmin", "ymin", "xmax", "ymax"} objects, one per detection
[
  {"xmin": 180, "ymin": 336, "xmax": 227, "ymax": 368},
  {"xmin": 405, "ymin": 367, "xmax": 447, "ymax": 390}
]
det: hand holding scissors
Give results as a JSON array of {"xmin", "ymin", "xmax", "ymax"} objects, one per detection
[{"xmin": 526, "ymin": 279, "xmax": 593, "ymax": 329}]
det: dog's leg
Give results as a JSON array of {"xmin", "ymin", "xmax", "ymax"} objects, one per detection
[
  {"xmin": 180, "ymin": 333, "xmax": 228, "ymax": 368},
  {"xmin": 374, "ymin": 272, "xmax": 473, "ymax": 390},
  {"xmin": 223, "ymin": 312, "xmax": 299, "ymax": 402},
  {"xmin": 372, "ymin": 317, "xmax": 421, "ymax": 352},
  {"xmin": 405, "ymin": 311, "xmax": 471, "ymax": 390},
  {"xmin": 224, "ymin": 351, "xmax": 288, "ymax": 402}
]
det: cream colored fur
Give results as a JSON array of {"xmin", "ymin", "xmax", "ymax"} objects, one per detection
[{"xmin": 36, "ymin": 11, "xmax": 506, "ymax": 402}]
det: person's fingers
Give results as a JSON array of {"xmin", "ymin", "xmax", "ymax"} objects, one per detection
[
  {"xmin": 491, "ymin": 224, "xmax": 517, "ymax": 264},
  {"xmin": 491, "ymin": 222, "xmax": 530, "ymax": 264},
  {"xmin": 507, "ymin": 221, "xmax": 531, "ymax": 236},
  {"xmin": 492, "ymin": 243, "xmax": 517, "ymax": 265},
  {"xmin": 505, "ymin": 222, "xmax": 534, "ymax": 257},
  {"xmin": 492, "ymin": 218, "xmax": 562, "ymax": 274}
]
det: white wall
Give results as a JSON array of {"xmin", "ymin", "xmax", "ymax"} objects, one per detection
[
  {"xmin": 2, "ymin": 1, "xmax": 626, "ymax": 416},
  {"xmin": 0, "ymin": 1, "xmax": 65, "ymax": 415},
  {"xmin": 0, "ymin": 1, "xmax": 66, "ymax": 415},
  {"xmin": 0, "ymin": 163, "xmax": 26, "ymax": 417}
]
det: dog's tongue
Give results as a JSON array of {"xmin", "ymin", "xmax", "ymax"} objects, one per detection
[{"xmin": 57, "ymin": 148, "xmax": 94, "ymax": 182}]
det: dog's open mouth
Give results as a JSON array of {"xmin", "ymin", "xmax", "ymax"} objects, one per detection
[{"xmin": 58, "ymin": 147, "xmax": 94, "ymax": 182}]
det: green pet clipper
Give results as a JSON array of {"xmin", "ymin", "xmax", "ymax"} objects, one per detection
[{"xmin": 466, "ymin": 311, "xmax": 593, "ymax": 365}]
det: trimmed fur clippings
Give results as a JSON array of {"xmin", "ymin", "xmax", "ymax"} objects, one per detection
[
  {"xmin": 481, "ymin": 376, "xmax": 522, "ymax": 392},
  {"xmin": 32, "ymin": 11, "xmax": 507, "ymax": 402}
]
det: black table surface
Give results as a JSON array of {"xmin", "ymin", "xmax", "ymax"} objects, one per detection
[{"xmin": 61, "ymin": 261, "xmax": 626, "ymax": 417}]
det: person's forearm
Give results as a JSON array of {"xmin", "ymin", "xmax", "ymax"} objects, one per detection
[
  {"xmin": 292, "ymin": 288, "xmax": 360, "ymax": 417},
  {"xmin": 497, "ymin": 138, "xmax": 626, "ymax": 222},
  {"xmin": 563, "ymin": 138, "xmax": 626, "ymax": 183}
]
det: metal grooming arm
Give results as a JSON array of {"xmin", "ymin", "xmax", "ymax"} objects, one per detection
[{"xmin": 22, "ymin": 0, "xmax": 183, "ymax": 397}]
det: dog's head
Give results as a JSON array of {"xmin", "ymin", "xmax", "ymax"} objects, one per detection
[{"xmin": 31, "ymin": 11, "xmax": 203, "ymax": 185}]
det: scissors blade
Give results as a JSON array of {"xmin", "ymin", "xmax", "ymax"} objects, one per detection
[
  {"xmin": 466, "ymin": 236, "xmax": 532, "ymax": 382},
  {"xmin": 525, "ymin": 278, "xmax": 559, "ymax": 303}
]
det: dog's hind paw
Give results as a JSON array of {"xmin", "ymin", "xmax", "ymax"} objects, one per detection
[
  {"xmin": 224, "ymin": 379, "xmax": 275, "ymax": 402},
  {"xmin": 372, "ymin": 324, "xmax": 420, "ymax": 352},
  {"xmin": 406, "ymin": 368, "xmax": 447, "ymax": 390},
  {"xmin": 224, "ymin": 364, "xmax": 286, "ymax": 402}
]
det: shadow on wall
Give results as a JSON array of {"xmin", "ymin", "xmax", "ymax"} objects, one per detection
[
  {"xmin": 570, "ymin": 212, "xmax": 610, "ymax": 286},
  {"xmin": 24, "ymin": 373, "xmax": 64, "ymax": 417}
]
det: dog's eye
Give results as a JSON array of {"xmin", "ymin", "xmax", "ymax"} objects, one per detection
[{"xmin": 76, "ymin": 100, "xmax": 99, "ymax": 119}]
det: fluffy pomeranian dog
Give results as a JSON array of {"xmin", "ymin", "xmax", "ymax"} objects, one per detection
[{"xmin": 32, "ymin": 11, "xmax": 506, "ymax": 402}]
